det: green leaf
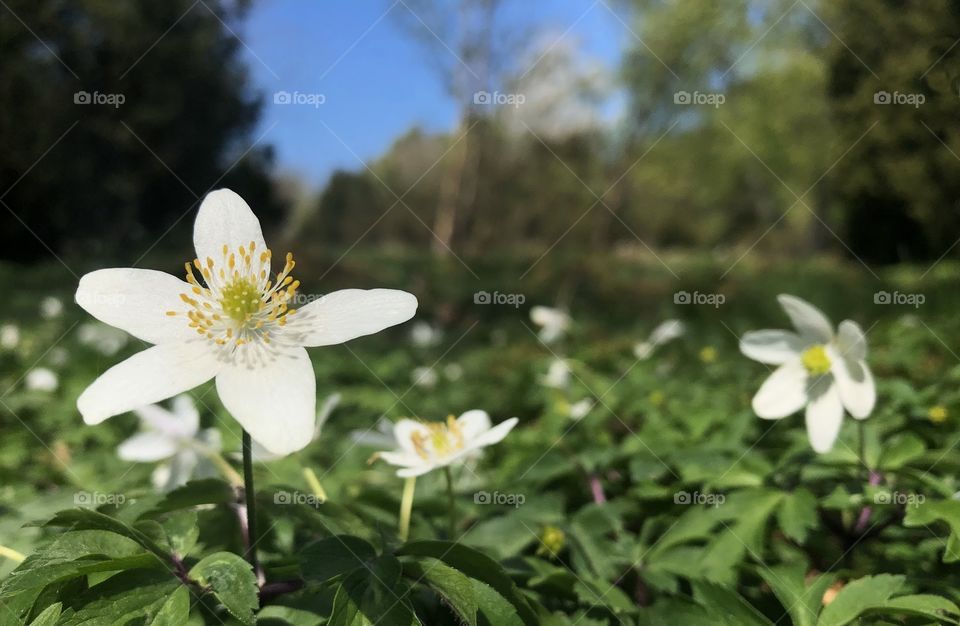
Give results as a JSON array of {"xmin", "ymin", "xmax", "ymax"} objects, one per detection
[
  {"xmin": 816, "ymin": 574, "xmax": 904, "ymax": 626},
  {"xmin": 135, "ymin": 510, "xmax": 199, "ymax": 557},
  {"xmin": 875, "ymin": 594, "xmax": 960, "ymax": 620},
  {"xmin": 397, "ymin": 541, "xmax": 538, "ymax": 625},
  {"xmin": 152, "ymin": 479, "xmax": 237, "ymax": 514},
  {"xmin": 776, "ymin": 488, "xmax": 818, "ymax": 543},
  {"xmin": 35, "ymin": 508, "xmax": 168, "ymax": 558},
  {"xmin": 56, "ymin": 570, "xmax": 188, "ymax": 625},
  {"xmin": 301, "ymin": 535, "xmax": 378, "ymax": 583},
  {"xmin": 756, "ymin": 561, "xmax": 835, "ymax": 626},
  {"xmin": 692, "ymin": 581, "xmax": 774, "ymax": 626},
  {"xmin": 329, "ymin": 555, "xmax": 419, "ymax": 626},
  {"xmin": 189, "ymin": 551, "xmax": 259, "ymax": 625},
  {"xmin": 404, "ymin": 557, "xmax": 478, "ymax": 626},
  {"xmin": 879, "ymin": 433, "xmax": 925, "ymax": 469},
  {"xmin": 903, "ymin": 499, "xmax": 960, "ymax": 562},
  {"xmin": 0, "ymin": 530, "xmax": 163, "ymax": 597},
  {"xmin": 27, "ymin": 602, "xmax": 61, "ymax": 626}
]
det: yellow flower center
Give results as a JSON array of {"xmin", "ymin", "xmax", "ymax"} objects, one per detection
[
  {"xmin": 699, "ymin": 346, "xmax": 717, "ymax": 363},
  {"xmin": 801, "ymin": 344, "xmax": 831, "ymax": 376},
  {"xmin": 410, "ymin": 415, "xmax": 465, "ymax": 460},
  {"xmin": 928, "ymin": 405, "xmax": 949, "ymax": 423},
  {"xmin": 536, "ymin": 525, "xmax": 566, "ymax": 558},
  {"xmin": 166, "ymin": 242, "xmax": 299, "ymax": 348}
]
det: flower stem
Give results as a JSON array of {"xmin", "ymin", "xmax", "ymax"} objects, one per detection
[
  {"xmin": 211, "ymin": 451, "xmax": 245, "ymax": 488},
  {"xmin": 241, "ymin": 430, "xmax": 259, "ymax": 573},
  {"xmin": 0, "ymin": 544, "xmax": 24, "ymax": 563},
  {"xmin": 302, "ymin": 467, "xmax": 327, "ymax": 503},
  {"xmin": 444, "ymin": 466, "xmax": 456, "ymax": 540},
  {"xmin": 398, "ymin": 476, "xmax": 416, "ymax": 542}
]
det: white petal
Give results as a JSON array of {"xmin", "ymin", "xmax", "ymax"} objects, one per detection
[
  {"xmin": 117, "ymin": 432, "xmax": 178, "ymax": 462},
  {"xmin": 133, "ymin": 403, "xmax": 197, "ymax": 440},
  {"xmin": 751, "ymin": 360, "xmax": 808, "ymax": 419},
  {"xmin": 78, "ymin": 342, "xmax": 221, "ymax": 425},
  {"xmin": 805, "ymin": 379, "xmax": 844, "ymax": 453},
  {"xmin": 393, "ymin": 419, "xmax": 430, "ymax": 455},
  {"xmin": 76, "ymin": 269, "xmax": 198, "ymax": 344},
  {"xmin": 739, "ymin": 329, "xmax": 805, "ymax": 364},
  {"xmin": 289, "ymin": 289, "xmax": 418, "ymax": 347},
  {"xmin": 216, "ymin": 347, "xmax": 316, "ymax": 455},
  {"xmin": 648, "ymin": 319, "xmax": 685, "ymax": 346},
  {"xmin": 777, "ymin": 294, "xmax": 834, "ymax": 343},
  {"xmin": 830, "ymin": 351, "xmax": 876, "ymax": 419},
  {"xmin": 193, "ymin": 189, "xmax": 266, "ymax": 267},
  {"xmin": 398, "ymin": 463, "xmax": 437, "ymax": 478},
  {"xmin": 836, "ymin": 320, "xmax": 868, "ymax": 361},
  {"xmin": 377, "ymin": 450, "xmax": 424, "ymax": 468},
  {"xmin": 457, "ymin": 410, "xmax": 492, "ymax": 440},
  {"xmin": 470, "ymin": 417, "xmax": 519, "ymax": 448}
]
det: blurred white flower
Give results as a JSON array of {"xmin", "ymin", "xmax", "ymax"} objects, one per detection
[
  {"xmin": 410, "ymin": 321, "xmax": 441, "ymax": 348},
  {"xmin": 530, "ymin": 306, "xmax": 571, "ymax": 344},
  {"xmin": 443, "ymin": 363, "xmax": 464, "ymax": 381},
  {"xmin": 39, "ymin": 296, "xmax": 63, "ymax": 319},
  {"xmin": 412, "ymin": 366, "xmax": 438, "ymax": 388},
  {"xmin": 74, "ymin": 189, "xmax": 417, "ymax": 456},
  {"xmin": 634, "ymin": 319, "xmax": 685, "ymax": 360},
  {"xmin": 568, "ymin": 398, "xmax": 594, "ymax": 421},
  {"xmin": 117, "ymin": 395, "xmax": 220, "ymax": 491},
  {"xmin": 351, "ymin": 417, "xmax": 396, "ymax": 449},
  {"xmin": 0, "ymin": 324, "xmax": 20, "ymax": 350},
  {"xmin": 77, "ymin": 322, "xmax": 129, "ymax": 356},
  {"xmin": 25, "ymin": 367, "xmax": 58, "ymax": 392},
  {"xmin": 541, "ymin": 358, "xmax": 572, "ymax": 389},
  {"xmin": 249, "ymin": 393, "xmax": 341, "ymax": 462},
  {"xmin": 740, "ymin": 294, "xmax": 876, "ymax": 453},
  {"xmin": 375, "ymin": 410, "xmax": 518, "ymax": 477}
]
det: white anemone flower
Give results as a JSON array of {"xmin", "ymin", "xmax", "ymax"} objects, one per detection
[
  {"xmin": 0, "ymin": 323, "xmax": 20, "ymax": 350},
  {"xmin": 25, "ymin": 367, "xmax": 58, "ymax": 392},
  {"xmin": 75, "ymin": 189, "xmax": 417, "ymax": 455},
  {"xmin": 740, "ymin": 294, "xmax": 876, "ymax": 453},
  {"xmin": 249, "ymin": 392, "xmax": 341, "ymax": 462},
  {"xmin": 412, "ymin": 366, "xmax": 439, "ymax": 388},
  {"xmin": 375, "ymin": 411, "xmax": 518, "ymax": 477},
  {"xmin": 39, "ymin": 296, "xmax": 64, "ymax": 319},
  {"xmin": 541, "ymin": 357, "xmax": 572, "ymax": 389},
  {"xmin": 568, "ymin": 398, "xmax": 594, "ymax": 421},
  {"xmin": 633, "ymin": 319, "xmax": 685, "ymax": 360},
  {"xmin": 410, "ymin": 321, "xmax": 441, "ymax": 348},
  {"xmin": 117, "ymin": 395, "xmax": 220, "ymax": 491},
  {"xmin": 78, "ymin": 321, "xmax": 129, "ymax": 356},
  {"xmin": 530, "ymin": 306, "xmax": 571, "ymax": 344}
]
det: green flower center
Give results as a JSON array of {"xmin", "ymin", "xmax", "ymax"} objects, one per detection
[
  {"xmin": 801, "ymin": 344, "xmax": 831, "ymax": 376},
  {"xmin": 219, "ymin": 277, "xmax": 262, "ymax": 322}
]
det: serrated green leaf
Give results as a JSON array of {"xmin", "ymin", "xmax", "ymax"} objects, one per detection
[
  {"xmin": 816, "ymin": 574, "xmax": 904, "ymax": 626},
  {"xmin": 903, "ymin": 499, "xmax": 960, "ymax": 562},
  {"xmin": 56, "ymin": 570, "xmax": 186, "ymax": 625},
  {"xmin": 756, "ymin": 561, "xmax": 834, "ymax": 626},
  {"xmin": 776, "ymin": 488, "xmax": 818, "ymax": 543},
  {"xmin": 329, "ymin": 555, "xmax": 418, "ymax": 626},
  {"xmin": 301, "ymin": 535, "xmax": 378, "ymax": 583},
  {"xmin": 692, "ymin": 581, "xmax": 773, "ymax": 626},
  {"xmin": 35, "ymin": 508, "xmax": 168, "ymax": 558},
  {"xmin": 875, "ymin": 593, "xmax": 960, "ymax": 620},
  {"xmin": 189, "ymin": 551, "xmax": 259, "ymax": 625},
  {"xmin": 152, "ymin": 479, "xmax": 237, "ymax": 514},
  {"xmin": 397, "ymin": 541, "xmax": 537, "ymax": 625},
  {"xmin": 404, "ymin": 557, "xmax": 478, "ymax": 626},
  {"xmin": 27, "ymin": 602, "xmax": 61, "ymax": 626},
  {"xmin": 0, "ymin": 530, "xmax": 163, "ymax": 597}
]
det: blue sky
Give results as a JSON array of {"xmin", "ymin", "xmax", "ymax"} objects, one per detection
[{"xmin": 239, "ymin": 0, "xmax": 626, "ymax": 187}]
